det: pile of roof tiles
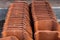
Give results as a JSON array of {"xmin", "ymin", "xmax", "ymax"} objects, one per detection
[
  {"xmin": 0, "ymin": 0, "xmax": 60, "ymax": 40},
  {"xmin": 31, "ymin": 1, "xmax": 59, "ymax": 40},
  {"xmin": 2, "ymin": 1, "xmax": 33, "ymax": 40},
  {"xmin": 31, "ymin": 1, "xmax": 58, "ymax": 31}
]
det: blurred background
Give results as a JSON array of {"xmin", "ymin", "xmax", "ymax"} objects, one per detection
[{"xmin": 0, "ymin": 0, "xmax": 60, "ymax": 37}]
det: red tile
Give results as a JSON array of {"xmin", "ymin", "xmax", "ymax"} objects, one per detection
[{"xmin": 34, "ymin": 31, "xmax": 58, "ymax": 40}]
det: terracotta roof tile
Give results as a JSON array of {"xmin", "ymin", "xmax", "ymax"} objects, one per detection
[
  {"xmin": 34, "ymin": 31, "xmax": 58, "ymax": 40},
  {"xmin": 34, "ymin": 20, "xmax": 53, "ymax": 31}
]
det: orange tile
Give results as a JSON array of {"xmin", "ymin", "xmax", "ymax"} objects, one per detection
[{"xmin": 34, "ymin": 31, "xmax": 58, "ymax": 40}]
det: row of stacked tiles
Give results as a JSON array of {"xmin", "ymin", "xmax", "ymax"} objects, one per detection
[
  {"xmin": 32, "ymin": 1, "xmax": 56, "ymax": 21},
  {"xmin": 1, "ymin": 1, "xmax": 60, "ymax": 40},
  {"xmin": 2, "ymin": 2, "xmax": 33, "ymax": 40},
  {"xmin": 31, "ymin": 1, "xmax": 58, "ymax": 32}
]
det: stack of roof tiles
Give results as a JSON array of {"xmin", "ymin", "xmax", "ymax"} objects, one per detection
[
  {"xmin": 2, "ymin": 1, "xmax": 33, "ymax": 40},
  {"xmin": 31, "ymin": 1, "xmax": 58, "ymax": 40},
  {"xmin": 31, "ymin": 1, "xmax": 58, "ymax": 31}
]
